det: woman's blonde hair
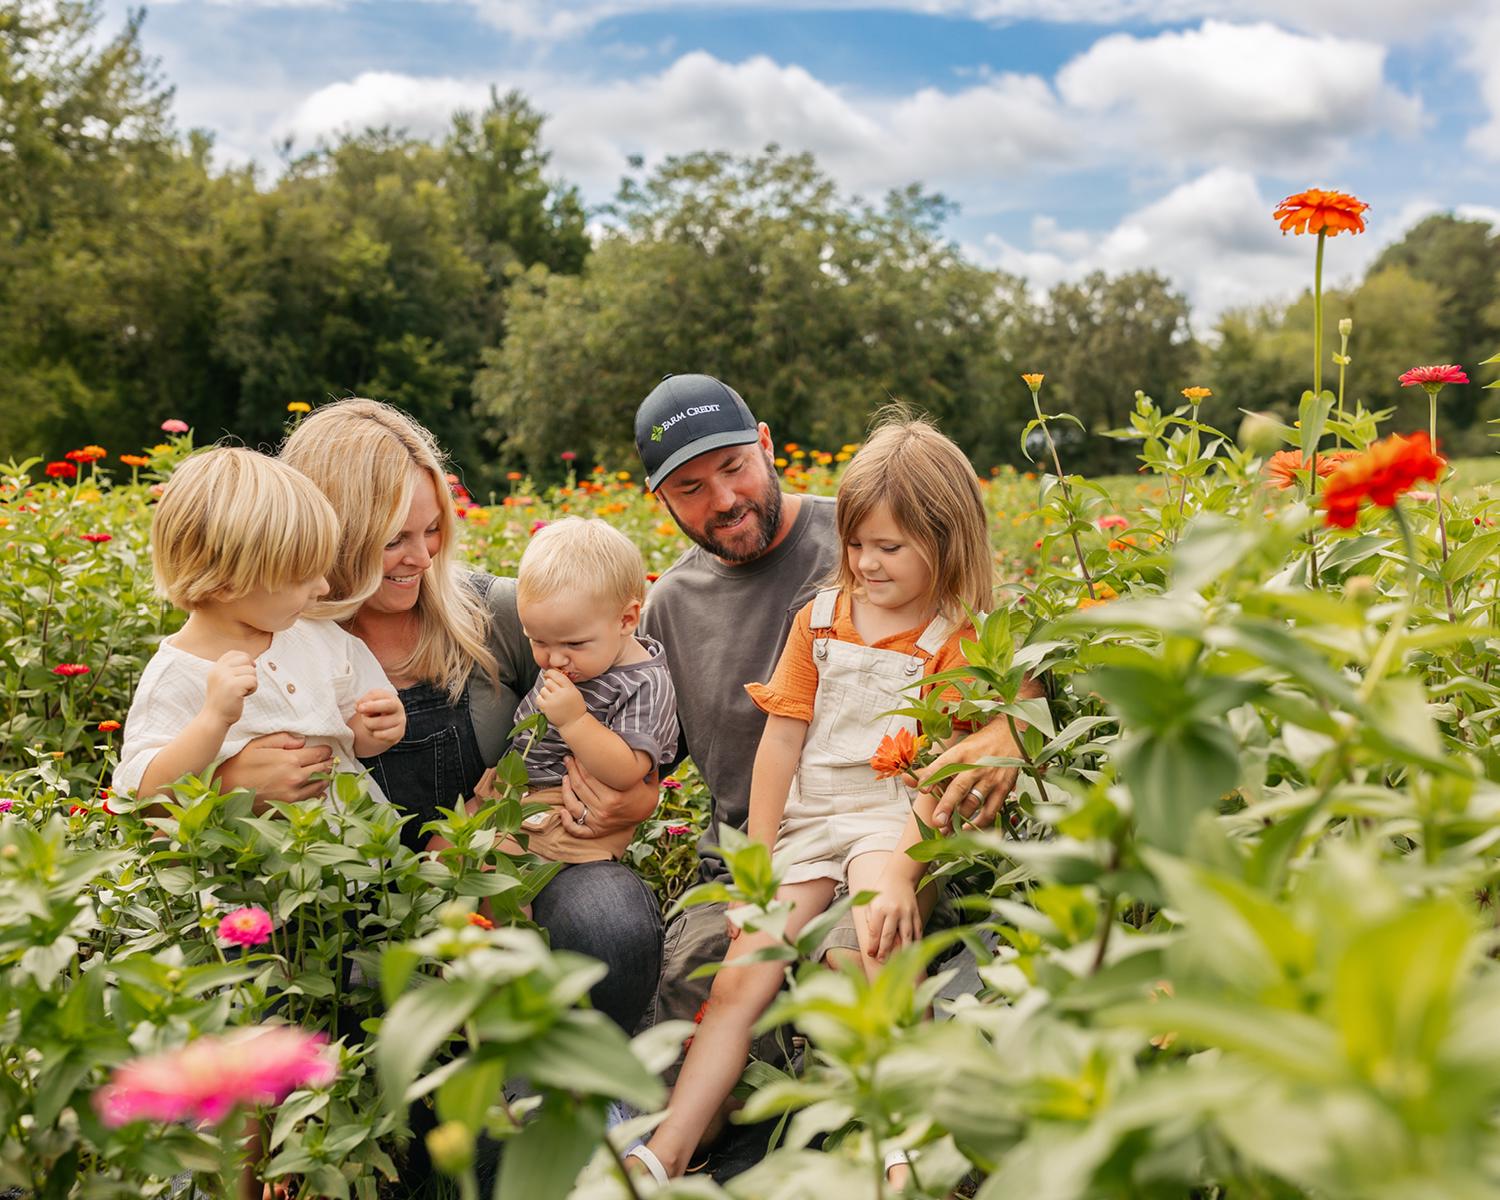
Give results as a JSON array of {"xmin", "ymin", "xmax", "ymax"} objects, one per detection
[
  {"xmin": 151, "ymin": 447, "xmax": 339, "ymax": 611},
  {"xmin": 517, "ymin": 518, "xmax": 646, "ymax": 611},
  {"xmin": 280, "ymin": 398, "xmax": 496, "ymax": 699},
  {"xmin": 833, "ymin": 411, "xmax": 992, "ymax": 618}
]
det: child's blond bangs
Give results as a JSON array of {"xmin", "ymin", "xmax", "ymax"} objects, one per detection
[
  {"xmin": 517, "ymin": 518, "xmax": 646, "ymax": 612},
  {"xmin": 833, "ymin": 411, "xmax": 992, "ymax": 618},
  {"xmin": 151, "ymin": 447, "xmax": 339, "ymax": 610}
]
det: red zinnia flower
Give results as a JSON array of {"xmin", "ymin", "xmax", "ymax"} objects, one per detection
[
  {"xmin": 98, "ymin": 719, "xmax": 121, "ymax": 733},
  {"xmin": 560, "ymin": 451, "xmax": 577, "ymax": 462},
  {"xmin": 81, "ymin": 532, "xmax": 112, "ymax": 544},
  {"xmin": 52, "ymin": 663, "xmax": 90, "ymax": 677},
  {"xmin": 65, "ymin": 445, "xmax": 106, "ymax": 463},
  {"xmin": 45, "ymin": 462, "xmax": 77, "ymax": 480},
  {"xmin": 1273, "ymin": 189, "xmax": 1369, "ymax": 237},
  {"xmin": 1398, "ymin": 364, "xmax": 1469, "ymax": 393},
  {"xmin": 1322, "ymin": 432, "xmax": 1445, "ymax": 529}
]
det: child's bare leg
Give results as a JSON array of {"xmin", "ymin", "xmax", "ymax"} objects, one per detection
[{"xmin": 640, "ymin": 878, "xmax": 836, "ymax": 1177}]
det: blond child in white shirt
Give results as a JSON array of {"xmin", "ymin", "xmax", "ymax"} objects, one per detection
[{"xmin": 115, "ymin": 447, "xmax": 405, "ymax": 804}]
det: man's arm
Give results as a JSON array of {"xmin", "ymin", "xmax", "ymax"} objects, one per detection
[{"xmin": 920, "ymin": 674, "xmax": 1046, "ymax": 834}]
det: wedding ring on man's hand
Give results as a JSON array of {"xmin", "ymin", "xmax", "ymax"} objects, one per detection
[
  {"xmin": 966, "ymin": 787, "xmax": 985, "ymax": 806},
  {"xmin": 577, "ymin": 805, "xmax": 589, "ymax": 826}
]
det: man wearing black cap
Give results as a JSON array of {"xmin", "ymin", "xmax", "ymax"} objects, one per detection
[{"xmin": 549, "ymin": 375, "xmax": 1029, "ymax": 1121}]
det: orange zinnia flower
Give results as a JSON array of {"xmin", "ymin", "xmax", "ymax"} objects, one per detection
[
  {"xmin": 1264, "ymin": 450, "xmax": 1342, "ymax": 490},
  {"xmin": 1180, "ymin": 386, "xmax": 1212, "ymax": 401},
  {"xmin": 1272, "ymin": 189, "xmax": 1369, "ymax": 237},
  {"xmin": 119, "ymin": 454, "xmax": 150, "ymax": 468},
  {"xmin": 1021, "ymin": 373, "xmax": 1045, "ymax": 391},
  {"xmin": 1322, "ymin": 432, "xmax": 1445, "ymax": 528},
  {"xmin": 466, "ymin": 912, "xmax": 494, "ymax": 930},
  {"xmin": 870, "ymin": 728, "xmax": 921, "ymax": 779}
]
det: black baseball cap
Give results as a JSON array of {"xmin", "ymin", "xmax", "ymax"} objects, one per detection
[{"xmin": 634, "ymin": 374, "xmax": 761, "ymax": 491}]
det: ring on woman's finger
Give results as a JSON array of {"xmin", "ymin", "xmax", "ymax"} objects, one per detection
[{"xmin": 577, "ymin": 804, "xmax": 589, "ymax": 826}]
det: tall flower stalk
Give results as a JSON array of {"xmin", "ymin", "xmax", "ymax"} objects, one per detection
[
  {"xmin": 1334, "ymin": 318, "xmax": 1353, "ymax": 446},
  {"xmin": 1273, "ymin": 188, "xmax": 1368, "ymax": 589},
  {"xmin": 1022, "ymin": 373, "xmax": 1096, "ymax": 600},
  {"xmin": 1399, "ymin": 364, "xmax": 1469, "ymax": 621}
]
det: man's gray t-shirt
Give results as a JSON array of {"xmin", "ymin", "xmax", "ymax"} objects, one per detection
[{"xmin": 641, "ymin": 495, "xmax": 839, "ymax": 880}]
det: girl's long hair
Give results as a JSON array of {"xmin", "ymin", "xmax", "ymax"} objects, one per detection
[
  {"xmin": 833, "ymin": 408, "xmax": 993, "ymax": 619},
  {"xmin": 280, "ymin": 399, "xmax": 496, "ymax": 699}
]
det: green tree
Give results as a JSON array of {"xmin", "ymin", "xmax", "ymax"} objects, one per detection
[
  {"xmin": 0, "ymin": 0, "xmax": 209, "ymax": 456},
  {"xmin": 1370, "ymin": 214, "xmax": 1500, "ymax": 430},
  {"xmin": 475, "ymin": 147, "xmax": 1026, "ymax": 475},
  {"xmin": 1019, "ymin": 271, "xmax": 1198, "ymax": 474}
]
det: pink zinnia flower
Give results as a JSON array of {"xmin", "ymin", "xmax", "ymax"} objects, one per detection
[
  {"xmin": 530, "ymin": 520, "xmax": 549, "ymax": 534},
  {"xmin": 94, "ymin": 1026, "xmax": 336, "ymax": 1127},
  {"xmin": 661, "ymin": 778, "xmax": 682, "ymax": 790},
  {"xmin": 218, "ymin": 906, "xmax": 273, "ymax": 947},
  {"xmin": 52, "ymin": 663, "xmax": 90, "ymax": 677},
  {"xmin": 0, "ymin": 799, "xmax": 13, "ymax": 814},
  {"xmin": 160, "ymin": 419, "xmax": 190, "ymax": 434},
  {"xmin": 1398, "ymin": 364, "xmax": 1469, "ymax": 392},
  {"xmin": 560, "ymin": 450, "xmax": 577, "ymax": 462},
  {"xmin": 664, "ymin": 824, "xmax": 691, "ymax": 836},
  {"xmin": 1096, "ymin": 514, "xmax": 1128, "ymax": 531}
]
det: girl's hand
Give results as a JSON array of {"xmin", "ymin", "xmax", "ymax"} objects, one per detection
[
  {"xmin": 206, "ymin": 651, "xmax": 258, "ymax": 725},
  {"xmin": 536, "ymin": 669, "xmax": 587, "ymax": 729},
  {"xmin": 864, "ymin": 877, "xmax": 922, "ymax": 963},
  {"xmin": 354, "ymin": 688, "xmax": 406, "ymax": 748}
]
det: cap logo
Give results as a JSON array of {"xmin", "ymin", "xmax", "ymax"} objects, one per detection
[{"xmin": 655, "ymin": 404, "xmax": 721, "ymax": 440}]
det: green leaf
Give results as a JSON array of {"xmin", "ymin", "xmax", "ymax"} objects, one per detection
[
  {"xmin": 508, "ymin": 1010, "xmax": 663, "ymax": 1110},
  {"xmin": 1441, "ymin": 530, "xmax": 1500, "ymax": 584},
  {"xmin": 1123, "ymin": 722, "xmax": 1239, "ymax": 855},
  {"xmin": 1297, "ymin": 389, "xmax": 1335, "ymax": 461},
  {"xmin": 495, "ymin": 1098, "xmax": 605, "ymax": 1200},
  {"xmin": 437, "ymin": 1058, "xmax": 508, "ymax": 1133},
  {"xmin": 376, "ymin": 979, "xmax": 490, "ymax": 1102}
]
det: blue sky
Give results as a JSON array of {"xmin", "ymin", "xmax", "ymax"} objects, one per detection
[{"xmin": 109, "ymin": 0, "xmax": 1499, "ymax": 324}]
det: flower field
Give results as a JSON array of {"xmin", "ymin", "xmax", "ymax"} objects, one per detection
[
  {"xmin": 10, "ymin": 365, "xmax": 1500, "ymax": 1195},
  {"xmin": 7, "ymin": 187, "xmax": 1500, "ymax": 1194}
]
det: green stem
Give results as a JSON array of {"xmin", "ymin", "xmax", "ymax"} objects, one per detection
[
  {"xmin": 1429, "ymin": 392, "xmax": 1456, "ymax": 622},
  {"xmin": 1312, "ymin": 231, "xmax": 1325, "ymax": 401},
  {"xmin": 1360, "ymin": 504, "xmax": 1420, "ymax": 703},
  {"xmin": 1335, "ymin": 326, "xmax": 1350, "ymax": 447},
  {"xmin": 1030, "ymin": 390, "xmax": 1097, "ymax": 600}
]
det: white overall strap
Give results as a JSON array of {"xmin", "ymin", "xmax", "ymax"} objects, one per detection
[
  {"xmin": 904, "ymin": 612, "xmax": 959, "ymax": 675},
  {"xmin": 810, "ymin": 587, "xmax": 840, "ymax": 661}
]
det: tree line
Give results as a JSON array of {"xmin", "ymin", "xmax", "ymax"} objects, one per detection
[{"xmin": 5, "ymin": 2, "xmax": 1498, "ymax": 486}]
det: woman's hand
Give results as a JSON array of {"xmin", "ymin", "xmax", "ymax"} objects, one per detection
[
  {"xmin": 864, "ymin": 876, "xmax": 922, "ymax": 962},
  {"xmin": 214, "ymin": 733, "xmax": 334, "ymax": 806},
  {"xmin": 556, "ymin": 756, "xmax": 658, "ymax": 837}
]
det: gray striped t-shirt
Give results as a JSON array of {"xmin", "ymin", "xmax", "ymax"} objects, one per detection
[{"xmin": 509, "ymin": 635, "xmax": 678, "ymax": 787}]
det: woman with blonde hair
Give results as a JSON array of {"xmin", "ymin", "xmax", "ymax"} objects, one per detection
[{"xmin": 214, "ymin": 398, "xmax": 663, "ymax": 1033}]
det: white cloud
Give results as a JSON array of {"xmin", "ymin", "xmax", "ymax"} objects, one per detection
[
  {"xmin": 1464, "ymin": 8, "xmax": 1500, "ymax": 160},
  {"xmin": 273, "ymin": 52, "xmax": 1077, "ymax": 196},
  {"xmin": 973, "ymin": 167, "xmax": 1388, "ymax": 325},
  {"xmin": 1056, "ymin": 21, "xmax": 1422, "ymax": 170},
  {"xmin": 461, "ymin": 0, "xmax": 1474, "ymax": 42}
]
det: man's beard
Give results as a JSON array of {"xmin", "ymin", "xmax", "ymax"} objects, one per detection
[{"xmin": 666, "ymin": 458, "xmax": 785, "ymax": 563}]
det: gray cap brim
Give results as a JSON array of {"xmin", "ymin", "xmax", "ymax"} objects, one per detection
[{"xmin": 646, "ymin": 428, "xmax": 762, "ymax": 491}]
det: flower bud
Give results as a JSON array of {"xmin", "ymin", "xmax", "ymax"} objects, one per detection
[
  {"xmin": 438, "ymin": 902, "xmax": 471, "ymax": 931},
  {"xmin": 426, "ymin": 1120, "xmax": 475, "ymax": 1175},
  {"xmin": 1343, "ymin": 576, "xmax": 1375, "ymax": 603},
  {"xmin": 1, "ymin": 845, "xmax": 18, "ymax": 860},
  {"xmin": 1338, "ymin": 318, "xmax": 1352, "ymax": 337},
  {"xmin": 1238, "ymin": 411, "xmax": 1281, "ymax": 456}
]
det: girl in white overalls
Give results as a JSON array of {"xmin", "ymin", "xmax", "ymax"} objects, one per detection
[{"xmin": 629, "ymin": 416, "xmax": 995, "ymax": 1187}]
